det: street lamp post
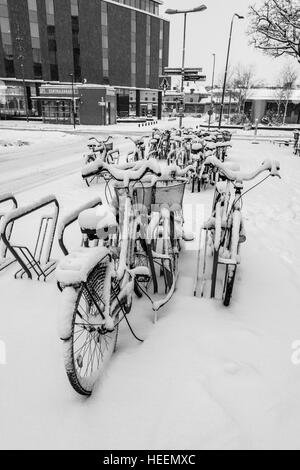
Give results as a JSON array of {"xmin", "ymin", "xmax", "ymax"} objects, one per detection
[
  {"xmin": 228, "ymin": 89, "xmax": 232, "ymax": 120},
  {"xmin": 208, "ymin": 53, "xmax": 216, "ymax": 129},
  {"xmin": 70, "ymin": 73, "xmax": 76, "ymax": 129},
  {"xmin": 165, "ymin": 5, "xmax": 207, "ymax": 129},
  {"xmin": 218, "ymin": 13, "xmax": 244, "ymax": 129}
]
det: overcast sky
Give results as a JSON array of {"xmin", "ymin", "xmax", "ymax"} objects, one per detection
[{"xmin": 161, "ymin": 0, "xmax": 298, "ymax": 86}]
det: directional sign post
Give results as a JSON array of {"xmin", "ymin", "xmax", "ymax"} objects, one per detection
[
  {"xmin": 164, "ymin": 67, "xmax": 203, "ymax": 75},
  {"xmin": 184, "ymin": 74, "xmax": 207, "ymax": 82},
  {"xmin": 164, "ymin": 67, "xmax": 206, "ymax": 82},
  {"xmin": 163, "ymin": 67, "xmax": 206, "ymax": 125}
]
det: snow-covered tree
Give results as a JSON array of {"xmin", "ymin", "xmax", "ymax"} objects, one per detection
[
  {"xmin": 248, "ymin": 0, "xmax": 300, "ymax": 63},
  {"xmin": 274, "ymin": 63, "xmax": 298, "ymax": 123}
]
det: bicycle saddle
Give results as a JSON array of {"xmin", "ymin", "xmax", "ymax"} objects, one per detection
[
  {"xmin": 205, "ymin": 142, "xmax": 217, "ymax": 150},
  {"xmin": 78, "ymin": 206, "xmax": 117, "ymax": 232},
  {"xmin": 191, "ymin": 143, "xmax": 203, "ymax": 151}
]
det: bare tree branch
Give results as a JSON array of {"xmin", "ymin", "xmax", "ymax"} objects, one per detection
[{"xmin": 248, "ymin": 0, "xmax": 300, "ymax": 62}]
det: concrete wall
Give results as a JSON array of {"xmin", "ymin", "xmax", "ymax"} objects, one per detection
[
  {"xmin": 107, "ymin": 2, "xmax": 131, "ymax": 87},
  {"xmin": 136, "ymin": 11, "xmax": 147, "ymax": 89},
  {"xmin": 54, "ymin": 0, "xmax": 74, "ymax": 82},
  {"xmin": 150, "ymin": 16, "xmax": 160, "ymax": 89},
  {"xmin": 7, "ymin": 0, "xmax": 34, "ymax": 79},
  {"xmin": 36, "ymin": 0, "xmax": 51, "ymax": 81}
]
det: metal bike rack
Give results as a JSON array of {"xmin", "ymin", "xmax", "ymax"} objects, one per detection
[
  {"xmin": 1, "ymin": 195, "xmax": 60, "ymax": 281},
  {"xmin": 58, "ymin": 197, "xmax": 102, "ymax": 256},
  {"xmin": 0, "ymin": 193, "xmax": 18, "ymax": 273}
]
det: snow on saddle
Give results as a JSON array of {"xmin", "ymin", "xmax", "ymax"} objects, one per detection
[{"xmin": 78, "ymin": 206, "xmax": 118, "ymax": 240}]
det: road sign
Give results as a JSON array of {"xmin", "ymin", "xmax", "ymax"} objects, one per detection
[
  {"xmin": 184, "ymin": 68, "xmax": 203, "ymax": 74},
  {"xmin": 164, "ymin": 67, "xmax": 203, "ymax": 76},
  {"xmin": 159, "ymin": 75, "xmax": 171, "ymax": 91},
  {"xmin": 164, "ymin": 67, "xmax": 183, "ymax": 75},
  {"xmin": 184, "ymin": 74, "xmax": 207, "ymax": 82}
]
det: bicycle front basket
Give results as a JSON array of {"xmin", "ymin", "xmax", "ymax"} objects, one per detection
[{"xmin": 154, "ymin": 181, "xmax": 186, "ymax": 210}]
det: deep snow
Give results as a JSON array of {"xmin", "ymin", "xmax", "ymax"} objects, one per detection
[{"xmin": 0, "ymin": 126, "xmax": 300, "ymax": 450}]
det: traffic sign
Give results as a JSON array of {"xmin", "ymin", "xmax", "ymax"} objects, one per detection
[
  {"xmin": 164, "ymin": 67, "xmax": 203, "ymax": 76},
  {"xmin": 159, "ymin": 75, "xmax": 171, "ymax": 91},
  {"xmin": 184, "ymin": 74, "xmax": 207, "ymax": 82},
  {"xmin": 164, "ymin": 67, "xmax": 183, "ymax": 75},
  {"xmin": 184, "ymin": 68, "xmax": 203, "ymax": 74}
]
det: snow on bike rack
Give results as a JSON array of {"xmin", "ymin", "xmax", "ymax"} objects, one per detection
[
  {"xmin": 1, "ymin": 195, "xmax": 60, "ymax": 281},
  {"xmin": 57, "ymin": 197, "xmax": 103, "ymax": 256},
  {"xmin": 0, "ymin": 193, "xmax": 18, "ymax": 273}
]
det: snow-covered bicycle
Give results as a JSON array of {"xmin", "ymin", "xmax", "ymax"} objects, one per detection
[
  {"xmin": 196, "ymin": 156, "xmax": 281, "ymax": 306},
  {"xmin": 57, "ymin": 159, "xmax": 193, "ymax": 396}
]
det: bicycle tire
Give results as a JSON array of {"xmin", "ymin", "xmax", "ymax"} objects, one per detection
[
  {"xmin": 223, "ymin": 265, "xmax": 237, "ymax": 307},
  {"xmin": 63, "ymin": 263, "xmax": 120, "ymax": 396}
]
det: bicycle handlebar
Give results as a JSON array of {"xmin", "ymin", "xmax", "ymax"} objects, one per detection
[
  {"xmin": 161, "ymin": 164, "xmax": 195, "ymax": 179},
  {"xmin": 89, "ymin": 136, "xmax": 113, "ymax": 145},
  {"xmin": 125, "ymin": 136, "xmax": 149, "ymax": 145},
  {"xmin": 83, "ymin": 159, "xmax": 162, "ymax": 186},
  {"xmin": 204, "ymin": 155, "xmax": 280, "ymax": 182}
]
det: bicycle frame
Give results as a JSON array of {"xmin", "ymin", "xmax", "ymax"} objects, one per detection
[{"xmin": 210, "ymin": 180, "xmax": 243, "ymax": 299}]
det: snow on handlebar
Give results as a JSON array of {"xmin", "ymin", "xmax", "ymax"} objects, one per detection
[
  {"xmin": 204, "ymin": 155, "xmax": 280, "ymax": 182},
  {"xmin": 161, "ymin": 164, "xmax": 195, "ymax": 179},
  {"xmin": 82, "ymin": 158, "xmax": 162, "ymax": 186}
]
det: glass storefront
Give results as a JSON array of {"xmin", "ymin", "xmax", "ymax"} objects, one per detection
[
  {"xmin": 38, "ymin": 98, "xmax": 79, "ymax": 124},
  {"xmin": 0, "ymin": 84, "xmax": 25, "ymax": 117}
]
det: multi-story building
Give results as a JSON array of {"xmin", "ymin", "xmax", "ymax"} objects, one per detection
[{"xmin": 0, "ymin": 0, "xmax": 170, "ymax": 124}]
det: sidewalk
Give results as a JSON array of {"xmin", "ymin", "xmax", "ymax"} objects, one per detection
[
  {"xmin": 0, "ymin": 116, "xmax": 294, "ymax": 139},
  {"xmin": 0, "ymin": 117, "xmax": 196, "ymax": 136}
]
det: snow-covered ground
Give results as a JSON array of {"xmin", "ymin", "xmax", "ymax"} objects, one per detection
[{"xmin": 0, "ymin": 127, "xmax": 300, "ymax": 450}]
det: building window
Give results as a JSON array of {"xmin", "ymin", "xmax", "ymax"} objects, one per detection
[
  {"xmin": 159, "ymin": 19, "xmax": 163, "ymax": 76},
  {"xmin": 45, "ymin": 0, "xmax": 58, "ymax": 81},
  {"xmin": 0, "ymin": 0, "xmax": 15, "ymax": 77},
  {"xmin": 110, "ymin": 0, "xmax": 160, "ymax": 15},
  {"xmin": 146, "ymin": 16, "xmax": 151, "ymax": 88},
  {"xmin": 101, "ymin": 1, "xmax": 109, "ymax": 83},
  {"xmin": 131, "ymin": 10, "xmax": 136, "ymax": 87},
  {"xmin": 27, "ymin": 0, "xmax": 43, "ymax": 79},
  {"xmin": 71, "ymin": 0, "xmax": 81, "ymax": 82}
]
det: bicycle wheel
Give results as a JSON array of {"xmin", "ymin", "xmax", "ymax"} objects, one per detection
[
  {"xmin": 63, "ymin": 264, "xmax": 120, "ymax": 396},
  {"xmin": 167, "ymin": 211, "xmax": 180, "ymax": 288},
  {"xmin": 222, "ymin": 211, "xmax": 241, "ymax": 307},
  {"xmin": 223, "ymin": 264, "xmax": 237, "ymax": 307}
]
